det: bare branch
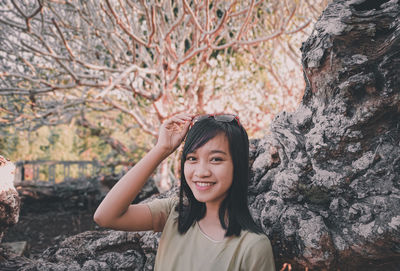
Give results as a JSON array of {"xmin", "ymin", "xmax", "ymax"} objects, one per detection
[
  {"xmin": 182, "ymin": 0, "xmax": 205, "ymax": 33},
  {"xmin": 148, "ymin": 6, "xmax": 156, "ymax": 47},
  {"xmin": 104, "ymin": 0, "xmax": 149, "ymax": 48},
  {"xmin": 51, "ymin": 18, "xmax": 75, "ymax": 59},
  {"xmin": 0, "ymin": 0, "xmax": 326, "ymax": 150},
  {"xmin": 102, "ymin": 97, "xmax": 157, "ymax": 137},
  {"xmin": 11, "ymin": 0, "xmax": 43, "ymax": 31},
  {"xmin": 96, "ymin": 64, "xmax": 157, "ymax": 98},
  {"xmin": 236, "ymin": 0, "xmax": 255, "ymax": 41}
]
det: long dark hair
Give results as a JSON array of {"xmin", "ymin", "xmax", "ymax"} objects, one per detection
[{"xmin": 176, "ymin": 117, "xmax": 262, "ymax": 237}]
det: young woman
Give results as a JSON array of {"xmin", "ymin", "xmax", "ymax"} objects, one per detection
[{"xmin": 94, "ymin": 113, "xmax": 275, "ymax": 270}]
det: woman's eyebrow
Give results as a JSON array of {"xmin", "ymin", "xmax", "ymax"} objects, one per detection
[{"xmin": 210, "ymin": 150, "xmax": 227, "ymax": 155}]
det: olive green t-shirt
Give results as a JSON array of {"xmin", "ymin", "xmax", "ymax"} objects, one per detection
[{"xmin": 146, "ymin": 197, "xmax": 275, "ymax": 271}]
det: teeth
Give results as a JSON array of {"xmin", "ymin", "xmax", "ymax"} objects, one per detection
[{"xmin": 196, "ymin": 182, "xmax": 214, "ymax": 187}]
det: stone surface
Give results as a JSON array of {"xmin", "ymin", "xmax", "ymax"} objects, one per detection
[
  {"xmin": 2, "ymin": 175, "xmax": 159, "ymax": 258},
  {"xmin": 0, "ymin": 155, "xmax": 20, "ymax": 244},
  {"xmin": 0, "ymin": 241, "xmax": 28, "ymax": 257},
  {"xmin": 0, "ymin": 189, "xmax": 175, "ymax": 270},
  {"xmin": 2, "ymin": 230, "xmax": 153, "ymax": 270}
]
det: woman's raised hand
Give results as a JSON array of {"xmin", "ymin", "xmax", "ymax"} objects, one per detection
[{"xmin": 155, "ymin": 114, "xmax": 193, "ymax": 156}]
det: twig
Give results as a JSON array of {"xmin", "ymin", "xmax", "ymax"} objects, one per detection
[{"xmin": 96, "ymin": 64, "xmax": 157, "ymax": 98}]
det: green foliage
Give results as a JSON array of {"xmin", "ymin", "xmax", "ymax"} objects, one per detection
[
  {"xmin": 0, "ymin": 128, "xmax": 19, "ymax": 158},
  {"xmin": 1, "ymin": 118, "xmax": 149, "ymax": 165},
  {"xmin": 116, "ymin": 114, "xmax": 124, "ymax": 125}
]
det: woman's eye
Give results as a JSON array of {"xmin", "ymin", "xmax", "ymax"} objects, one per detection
[
  {"xmin": 211, "ymin": 157, "xmax": 223, "ymax": 162},
  {"xmin": 186, "ymin": 156, "xmax": 196, "ymax": 161}
]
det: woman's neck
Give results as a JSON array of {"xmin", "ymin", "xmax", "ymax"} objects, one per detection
[
  {"xmin": 204, "ymin": 202, "xmax": 221, "ymax": 222},
  {"xmin": 197, "ymin": 202, "xmax": 228, "ymax": 241},
  {"xmin": 199, "ymin": 215, "xmax": 225, "ymax": 241}
]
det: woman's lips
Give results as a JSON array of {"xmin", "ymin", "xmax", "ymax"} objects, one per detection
[{"xmin": 194, "ymin": 181, "xmax": 216, "ymax": 191}]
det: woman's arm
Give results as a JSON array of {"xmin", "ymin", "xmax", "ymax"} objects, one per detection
[{"xmin": 93, "ymin": 114, "xmax": 192, "ymax": 231}]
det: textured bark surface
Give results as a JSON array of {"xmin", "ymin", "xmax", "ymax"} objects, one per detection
[
  {"xmin": 1, "ymin": 0, "xmax": 400, "ymax": 270},
  {"xmin": 247, "ymin": 0, "xmax": 400, "ymax": 269}
]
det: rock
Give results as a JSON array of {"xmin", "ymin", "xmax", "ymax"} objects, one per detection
[
  {"xmin": 0, "ymin": 155, "xmax": 20, "ymax": 247},
  {"xmin": 0, "ymin": 230, "xmax": 156, "ymax": 270},
  {"xmin": 248, "ymin": 0, "xmax": 400, "ymax": 269},
  {"xmin": 2, "ymin": 175, "xmax": 159, "ymax": 258},
  {"xmin": 0, "ymin": 241, "xmax": 28, "ymax": 257},
  {"xmin": 0, "ymin": 188, "xmax": 176, "ymax": 270}
]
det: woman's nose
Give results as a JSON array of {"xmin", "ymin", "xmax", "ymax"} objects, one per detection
[{"xmin": 194, "ymin": 162, "xmax": 211, "ymax": 177}]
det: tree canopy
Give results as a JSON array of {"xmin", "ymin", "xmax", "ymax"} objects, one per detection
[{"xmin": 0, "ymin": 0, "xmax": 327, "ymax": 135}]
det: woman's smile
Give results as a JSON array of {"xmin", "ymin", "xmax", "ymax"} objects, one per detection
[{"xmin": 194, "ymin": 181, "xmax": 216, "ymax": 190}]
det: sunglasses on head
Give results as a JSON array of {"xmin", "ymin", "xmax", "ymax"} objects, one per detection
[{"xmin": 190, "ymin": 114, "xmax": 241, "ymax": 128}]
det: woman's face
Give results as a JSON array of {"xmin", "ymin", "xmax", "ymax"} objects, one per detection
[{"xmin": 184, "ymin": 133, "xmax": 234, "ymax": 207}]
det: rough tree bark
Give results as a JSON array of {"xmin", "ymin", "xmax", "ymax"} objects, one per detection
[
  {"xmin": 1, "ymin": 0, "xmax": 399, "ymax": 270},
  {"xmin": 247, "ymin": 0, "xmax": 400, "ymax": 269}
]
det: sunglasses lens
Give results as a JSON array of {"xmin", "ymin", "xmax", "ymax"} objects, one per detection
[
  {"xmin": 192, "ymin": 115, "xmax": 210, "ymax": 123},
  {"xmin": 191, "ymin": 114, "xmax": 240, "ymax": 128},
  {"xmin": 214, "ymin": 115, "xmax": 235, "ymax": 122}
]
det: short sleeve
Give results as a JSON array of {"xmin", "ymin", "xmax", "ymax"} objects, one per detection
[
  {"xmin": 146, "ymin": 197, "xmax": 177, "ymax": 232},
  {"xmin": 241, "ymin": 235, "xmax": 275, "ymax": 271}
]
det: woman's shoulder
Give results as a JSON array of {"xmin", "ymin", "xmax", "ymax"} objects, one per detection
[
  {"xmin": 238, "ymin": 231, "xmax": 275, "ymax": 270},
  {"xmin": 145, "ymin": 196, "xmax": 179, "ymax": 232},
  {"xmin": 240, "ymin": 229, "xmax": 269, "ymax": 240},
  {"xmin": 157, "ymin": 195, "xmax": 179, "ymax": 207},
  {"xmin": 239, "ymin": 231, "xmax": 272, "ymax": 252},
  {"xmin": 146, "ymin": 196, "xmax": 179, "ymax": 215}
]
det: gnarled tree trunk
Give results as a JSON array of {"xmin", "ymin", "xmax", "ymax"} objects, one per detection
[{"xmin": 248, "ymin": 0, "xmax": 400, "ymax": 269}]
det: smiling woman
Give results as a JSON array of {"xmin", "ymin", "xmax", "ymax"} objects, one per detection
[{"xmin": 94, "ymin": 114, "xmax": 275, "ymax": 270}]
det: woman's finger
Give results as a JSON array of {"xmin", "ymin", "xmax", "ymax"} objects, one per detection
[
  {"xmin": 164, "ymin": 117, "xmax": 183, "ymax": 126},
  {"xmin": 161, "ymin": 114, "xmax": 193, "ymax": 133},
  {"xmin": 179, "ymin": 114, "xmax": 193, "ymax": 120},
  {"xmin": 173, "ymin": 113, "xmax": 193, "ymax": 122},
  {"xmin": 170, "ymin": 115, "xmax": 192, "ymax": 127},
  {"xmin": 177, "ymin": 118, "xmax": 191, "ymax": 137}
]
